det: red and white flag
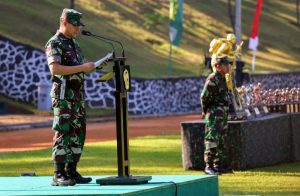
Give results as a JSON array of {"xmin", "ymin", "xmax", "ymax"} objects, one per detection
[{"xmin": 249, "ymin": 0, "xmax": 263, "ymax": 51}]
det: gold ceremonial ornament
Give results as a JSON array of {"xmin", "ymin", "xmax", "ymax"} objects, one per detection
[
  {"xmin": 227, "ymin": 33, "xmax": 236, "ymax": 44},
  {"xmin": 97, "ymin": 71, "xmax": 115, "ymax": 82},
  {"xmin": 123, "ymin": 69, "xmax": 130, "ymax": 90},
  {"xmin": 209, "ymin": 33, "xmax": 244, "ymax": 64},
  {"xmin": 225, "ymin": 73, "xmax": 233, "ymax": 91},
  {"xmin": 237, "ymin": 86, "xmax": 246, "ymax": 107}
]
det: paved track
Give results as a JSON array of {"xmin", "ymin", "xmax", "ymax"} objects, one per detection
[{"xmin": 0, "ymin": 114, "xmax": 200, "ymax": 152}]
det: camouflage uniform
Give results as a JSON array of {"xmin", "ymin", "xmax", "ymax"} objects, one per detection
[
  {"xmin": 201, "ymin": 71, "xmax": 229, "ymax": 166},
  {"xmin": 45, "ymin": 31, "xmax": 86, "ymax": 164}
]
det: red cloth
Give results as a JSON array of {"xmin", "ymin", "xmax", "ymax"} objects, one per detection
[{"xmin": 249, "ymin": 0, "xmax": 263, "ymax": 51}]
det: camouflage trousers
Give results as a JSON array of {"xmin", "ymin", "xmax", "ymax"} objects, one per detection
[
  {"xmin": 51, "ymin": 98, "xmax": 86, "ymax": 163},
  {"xmin": 204, "ymin": 109, "xmax": 228, "ymax": 165}
]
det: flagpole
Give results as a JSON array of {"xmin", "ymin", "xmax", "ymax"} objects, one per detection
[
  {"xmin": 168, "ymin": 41, "xmax": 173, "ymax": 76},
  {"xmin": 235, "ymin": 0, "xmax": 242, "ymax": 46},
  {"xmin": 251, "ymin": 50, "xmax": 256, "ymax": 73},
  {"xmin": 249, "ymin": 0, "xmax": 263, "ymax": 74}
]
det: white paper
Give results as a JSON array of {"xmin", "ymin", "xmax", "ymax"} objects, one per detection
[{"xmin": 94, "ymin": 52, "xmax": 113, "ymax": 69}]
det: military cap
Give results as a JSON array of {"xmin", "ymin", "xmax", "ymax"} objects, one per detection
[
  {"xmin": 211, "ymin": 54, "xmax": 232, "ymax": 67},
  {"xmin": 215, "ymin": 56, "xmax": 231, "ymax": 65},
  {"xmin": 61, "ymin": 8, "xmax": 84, "ymax": 26}
]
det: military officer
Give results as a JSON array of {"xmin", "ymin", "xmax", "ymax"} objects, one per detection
[
  {"xmin": 200, "ymin": 55, "xmax": 232, "ymax": 175},
  {"xmin": 45, "ymin": 8, "xmax": 96, "ymax": 186}
]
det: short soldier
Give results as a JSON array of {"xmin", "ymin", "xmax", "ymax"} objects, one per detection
[
  {"xmin": 45, "ymin": 8, "xmax": 96, "ymax": 186},
  {"xmin": 200, "ymin": 55, "xmax": 232, "ymax": 175}
]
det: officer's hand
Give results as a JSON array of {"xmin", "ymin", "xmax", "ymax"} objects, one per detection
[
  {"xmin": 201, "ymin": 112, "xmax": 205, "ymax": 119},
  {"xmin": 83, "ymin": 62, "xmax": 95, "ymax": 74}
]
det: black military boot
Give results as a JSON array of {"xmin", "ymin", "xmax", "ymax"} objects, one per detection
[
  {"xmin": 52, "ymin": 163, "xmax": 76, "ymax": 186},
  {"xmin": 214, "ymin": 164, "xmax": 233, "ymax": 174},
  {"xmin": 204, "ymin": 163, "xmax": 219, "ymax": 175},
  {"xmin": 66, "ymin": 162, "xmax": 92, "ymax": 184}
]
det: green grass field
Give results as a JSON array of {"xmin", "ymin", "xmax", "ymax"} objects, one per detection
[
  {"xmin": 0, "ymin": 135, "xmax": 299, "ymax": 195},
  {"xmin": 0, "ymin": 0, "xmax": 299, "ymax": 78}
]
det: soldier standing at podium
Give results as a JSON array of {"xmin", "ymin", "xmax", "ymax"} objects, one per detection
[
  {"xmin": 45, "ymin": 8, "xmax": 98, "ymax": 186},
  {"xmin": 200, "ymin": 55, "xmax": 232, "ymax": 175}
]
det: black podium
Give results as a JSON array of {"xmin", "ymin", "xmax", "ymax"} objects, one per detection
[{"xmin": 96, "ymin": 55, "xmax": 152, "ymax": 185}]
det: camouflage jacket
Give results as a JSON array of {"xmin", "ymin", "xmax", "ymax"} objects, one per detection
[
  {"xmin": 200, "ymin": 71, "xmax": 229, "ymax": 114},
  {"xmin": 45, "ymin": 31, "xmax": 85, "ymax": 101}
]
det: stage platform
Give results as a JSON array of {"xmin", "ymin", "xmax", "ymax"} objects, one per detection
[{"xmin": 0, "ymin": 175, "xmax": 218, "ymax": 196}]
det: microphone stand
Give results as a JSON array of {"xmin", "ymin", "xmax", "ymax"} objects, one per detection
[
  {"xmin": 94, "ymin": 35, "xmax": 124, "ymax": 57},
  {"xmin": 82, "ymin": 30, "xmax": 151, "ymax": 185}
]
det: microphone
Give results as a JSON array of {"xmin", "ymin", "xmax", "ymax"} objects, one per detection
[
  {"xmin": 82, "ymin": 30, "xmax": 115, "ymax": 52},
  {"xmin": 81, "ymin": 30, "xmax": 125, "ymax": 57}
]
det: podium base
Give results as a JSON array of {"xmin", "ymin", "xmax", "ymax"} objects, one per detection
[{"xmin": 96, "ymin": 175, "xmax": 152, "ymax": 185}]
